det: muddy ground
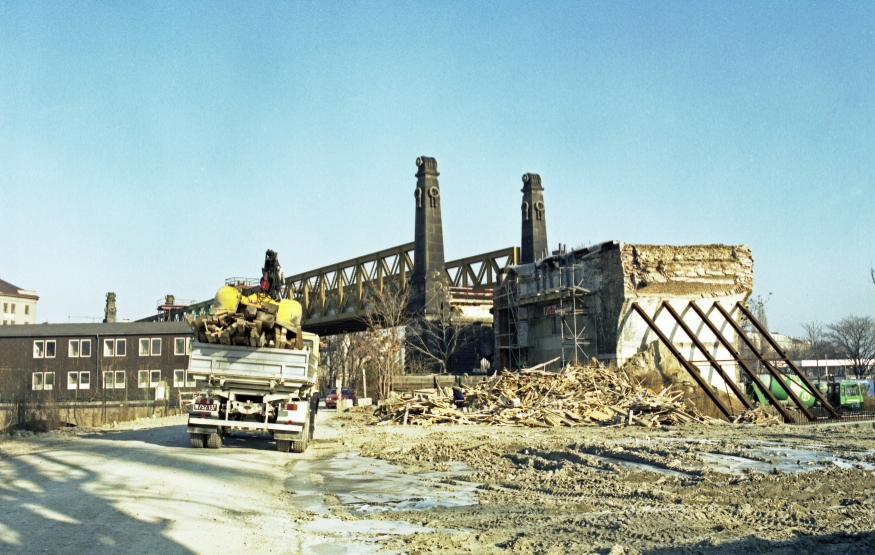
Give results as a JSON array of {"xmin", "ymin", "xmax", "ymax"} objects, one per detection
[
  {"xmin": 351, "ymin": 410, "xmax": 875, "ymax": 554},
  {"xmin": 1, "ymin": 409, "xmax": 874, "ymax": 554}
]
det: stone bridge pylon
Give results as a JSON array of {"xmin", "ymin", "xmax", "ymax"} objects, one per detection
[{"xmin": 283, "ymin": 156, "xmax": 520, "ymax": 337}]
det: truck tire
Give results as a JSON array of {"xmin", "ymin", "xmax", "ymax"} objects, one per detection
[
  {"xmin": 276, "ymin": 440, "xmax": 290, "ymax": 452},
  {"xmin": 291, "ymin": 420, "xmax": 309, "ymax": 453},
  {"xmin": 190, "ymin": 433, "xmax": 205, "ymax": 448},
  {"xmin": 206, "ymin": 433, "xmax": 222, "ymax": 449}
]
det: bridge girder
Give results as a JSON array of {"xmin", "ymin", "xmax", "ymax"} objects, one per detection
[{"xmin": 284, "ymin": 244, "xmax": 519, "ymax": 336}]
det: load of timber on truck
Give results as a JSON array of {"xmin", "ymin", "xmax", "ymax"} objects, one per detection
[{"xmin": 185, "ymin": 249, "xmax": 320, "ymax": 453}]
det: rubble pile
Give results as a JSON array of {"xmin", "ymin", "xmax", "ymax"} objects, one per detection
[
  {"xmin": 731, "ymin": 407, "xmax": 784, "ymax": 425},
  {"xmin": 374, "ymin": 363, "xmax": 723, "ymax": 428},
  {"xmin": 187, "ymin": 302, "xmax": 302, "ymax": 350}
]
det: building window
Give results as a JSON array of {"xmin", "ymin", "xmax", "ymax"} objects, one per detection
[
  {"xmin": 173, "ymin": 370, "xmax": 197, "ymax": 388},
  {"xmin": 10, "ymin": 304, "xmax": 15, "ymax": 314},
  {"xmin": 68, "ymin": 371, "xmax": 90, "ymax": 390},
  {"xmin": 104, "ymin": 371, "xmax": 114, "ymax": 389},
  {"xmin": 81, "ymin": 339, "xmax": 91, "ymax": 357},
  {"xmin": 139, "ymin": 338, "xmax": 161, "ymax": 356},
  {"xmin": 2, "ymin": 303, "xmax": 6, "ymax": 312},
  {"xmin": 114, "ymin": 371, "xmax": 125, "ymax": 389},
  {"xmin": 32, "ymin": 372, "xmax": 54, "ymax": 391},
  {"xmin": 25, "ymin": 305, "xmax": 29, "ymax": 315},
  {"xmin": 69, "ymin": 339, "xmax": 80, "ymax": 358},
  {"xmin": 34, "ymin": 340, "xmax": 56, "ymax": 358},
  {"xmin": 150, "ymin": 370, "xmax": 161, "ymax": 387},
  {"xmin": 174, "ymin": 337, "xmax": 192, "ymax": 355},
  {"xmin": 138, "ymin": 370, "xmax": 149, "ymax": 388},
  {"xmin": 103, "ymin": 339, "xmax": 126, "ymax": 357}
]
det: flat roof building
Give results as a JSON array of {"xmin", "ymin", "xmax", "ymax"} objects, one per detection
[{"xmin": 0, "ymin": 322, "xmax": 195, "ymax": 428}]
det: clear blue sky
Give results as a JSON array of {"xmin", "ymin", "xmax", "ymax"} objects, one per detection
[{"xmin": 1, "ymin": 1, "xmax": 873, "ymax": 335}]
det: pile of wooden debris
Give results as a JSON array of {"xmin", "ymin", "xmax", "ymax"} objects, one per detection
[
  {"xmin": 373, "ymin": 363, "xmax": 723, "ymax": 428},
  {"xmin": 187, "ymin": 302, "xmax": 302, "ymax": 350},
  {"xmin": 731, "ymin": 407, "xmax": 784, "ymax": 425}
]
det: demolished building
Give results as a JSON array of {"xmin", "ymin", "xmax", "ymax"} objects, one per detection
[{"xmin": 494, "ymin": 173, "xmax": 755, "ymax": 391}]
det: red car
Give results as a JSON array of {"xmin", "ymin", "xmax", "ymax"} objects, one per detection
[{"xmin": 325, "ymin": 387, "xmax": 357, "ymax": 408}]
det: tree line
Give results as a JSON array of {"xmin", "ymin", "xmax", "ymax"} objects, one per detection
[{"xmin": 788, "ymin": 316, "xmax": 875, "ymax": 376}]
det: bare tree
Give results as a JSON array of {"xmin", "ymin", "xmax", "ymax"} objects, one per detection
[
  {"xmin": 322, "ymin": 333, "xmax": 369, "ymax": 393},
  {"xmin": 825, "ymin": 315, "xmax": 875, "ymax": 376},
  {"xmin": 360, "ymin": 288, "xmax": 409, "ymax": 399},
  {"xmin": 801, "ymin": 321, "xmax": 827, "ymax": 359},
  {"xmin": 406, "ymin": 310, "xmax": 473, "ymax": 374},
  {"xmin": 740, "ymin": 293, "xmax": 773, "ymax": 365}
]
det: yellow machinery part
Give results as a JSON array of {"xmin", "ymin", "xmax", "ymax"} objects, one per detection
[
  {"xmin": 276, "ymin": 299, "xmax": 302, "ymax": 329},
  {"xmin": 240, "ymin": 292, "xmax": 276, "ymax": 307},
  {"xmin": 216, "ymin": 289, "xmax": 302, "ymax": 331},
  {"xmin": 213, "ymin": 286, "xmax": 241, "ymax": 313}
]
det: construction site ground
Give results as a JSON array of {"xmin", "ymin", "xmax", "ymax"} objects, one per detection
[{"xmin": 1, "ymin": 408, "xmax": 874, "ymax": 554}]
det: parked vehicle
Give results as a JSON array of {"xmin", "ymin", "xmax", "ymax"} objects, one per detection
[
  {"xmin": 746, "ymin": 373, "xmax": 865, "ymax": 412},
  {"xmin": 821, "ymin": 381, "xmax": 865, "ymax": 411},
  {"xmin": 325, "ymin": 387, "xmax": 357, "ymax": 409}
]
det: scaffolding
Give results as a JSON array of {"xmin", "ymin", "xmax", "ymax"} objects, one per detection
[
  {"xmin": 494, "ymin": 274, "xmax": 523, "ymax": 371},
  {"xmin": 495, "ymin": 248, "xmax": 597, "ymax": 371}
]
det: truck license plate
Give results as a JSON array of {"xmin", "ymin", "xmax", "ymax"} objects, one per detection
[{"xmin": 195, "ymin": 404, "xmax": 218, "ymax": 411}]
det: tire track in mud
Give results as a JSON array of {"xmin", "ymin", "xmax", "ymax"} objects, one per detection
[{"xmin": 346, "ymin": 412, "xmax": 875, "ymax": 553}]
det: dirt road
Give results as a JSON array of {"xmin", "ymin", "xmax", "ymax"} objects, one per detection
[
  {"xmin": 2, "ymin": 409, "xmax": 875, "ymax": 554},
  {"xmin": 0, "ymin": 409, "xmax": 406, "ymax": 554}
]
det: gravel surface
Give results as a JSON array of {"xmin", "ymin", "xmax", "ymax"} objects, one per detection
[{"xmin": 2, "ymin": 409, "xmax": 874, "ymax": 554}]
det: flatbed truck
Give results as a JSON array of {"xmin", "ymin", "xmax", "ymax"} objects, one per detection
[{"xmin": 186, "ymin": 332, "xmax": 320, "ymax": 452}]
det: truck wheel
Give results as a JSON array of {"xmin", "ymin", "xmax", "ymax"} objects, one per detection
[
  {"xmin": 291, "ymin": 421, "xmax": 309, "ymax": 453},
  {"xmin": 276, "ymin": 440, "xmax": 290, "ymax": 452},
  {"xmin": 206, "ymin": 433, "xmax": 222, "ymax": 449},
  {"xmin": 190, "ymin": 433, "xmax": 205, "ymax": 448}
]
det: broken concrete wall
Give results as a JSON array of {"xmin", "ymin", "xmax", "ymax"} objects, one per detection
[
  {"xmin": 494, "ymin": 241, "xmax": 753, "ymax": 391},
  {"xmin": 614, "ymin": 243, "xmax": 753, "ymax": 389}
]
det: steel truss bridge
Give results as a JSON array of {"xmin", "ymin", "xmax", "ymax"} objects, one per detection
[{"xmin": 284, "ymin": 244, "xmax": 518, "ymax": 336}]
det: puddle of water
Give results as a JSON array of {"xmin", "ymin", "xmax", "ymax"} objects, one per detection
[
  {"xmin": 302, "ymin": 518, "xmax": 430, "ymax": 536},
  {"xmin": 587, "ymin": 438, "xmax": 875, "ymax": 476},
  {"xmin": 697, "ymin": 446, "xmax": 875, "ymax": 474},
  {"xmin": 286, "ymin": 451, "xmax": 478, "ymax": 515},
  {"xmin": 285, "ymin": 450, "xmax": 476, "ymax": 553}
]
